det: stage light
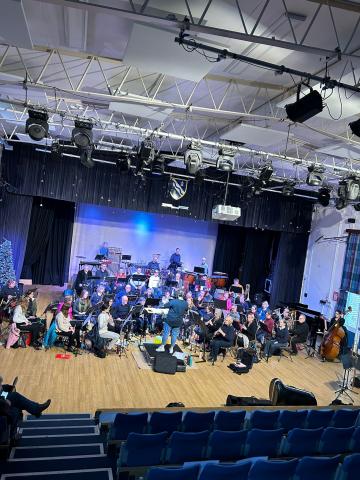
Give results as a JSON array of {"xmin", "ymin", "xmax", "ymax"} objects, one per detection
[
  {"xmin": 72, "ymin": 120, "xmax": 93, "ymax": 148},
  {"xmin": 169, "ymin": 177, "xmax": 188, "ymax": 200},
  {"xmin": 80, "ymin": 146, "xmax": 94, "ymax": 168},
  {"xmin": 216, "ymin": 147, "xmax": 235, "ymax": 171},
  {"xmin": 336, "ymin": 197, "xmax": 346, "ymax": 210},
  {"xmin": 345, "ymin": 176, "xmax": 360, "ymax": 201},
  {"xmin": 151, "ymin": 156, "xmax": 164, "ymax": 175},
  {"xmin": 51, "ymin": 139, "xmax": 60, "ymax": 154},
  {"xmin": 318, "ymin": 187, "xmax": 330, "ymax": 207},
  {"xmin": 138, "ymin": 138, "xmax": 155, "ymax": 165},
  {"xmin": 354, "ymin": 203, "xmax": 360, "ymax": 211},
  {"xmin": 282, "ymin": 181, "xmax": 295, "ymax": 196},
  {"xmin": 285, "ymin": 89, "xmax": 323, "ymax": 123},
  {"xmin": 117, "ymin": 156, "xmax": 131, "ymax": 174},
  {"xmin": 259, "ymin": 164, "xmax": 273, "ymax": 183},
  {"xmin": 306, "ymin": 165, "xmax": 325, "ymax": 186},
  {"xmin": 349, "ymin": 118, "xmax": 360, "ymax": 137},
  {"xmin": 184, "ymin": 142, "xmax": 203, "ymax": 174},
  {"xmin": 25, "ymin": 109, "xmax": 49, "ymax": 141}
]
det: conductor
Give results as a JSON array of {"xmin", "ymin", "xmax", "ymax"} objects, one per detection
[{"xmin": 156, "ymin": 290, "xmax": 188, "ymax": 354}]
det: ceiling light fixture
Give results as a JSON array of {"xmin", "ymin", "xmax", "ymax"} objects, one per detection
[
  {"xmin": 282, "ymin": 181, "xmax": 296, "ymax": 196},
  {"xmin": 80, "ymin": 146, "xmax": 94, "ymax": 168},
  {"xmin": 151, "ymin": 156, "xmax": 165, "ymax": 175},
  {"xmin": 216, "ymin": 147, "xmax": 235, "ymax": 171},
  {"xmin": 285, "ymin": 87, "xmax": 323, "ymax": 123},
  {"xmin": 72, "ymin": 120, "xmax": 93, "ymax": 148},
  {"xmin": 318, "ymin": 187, "xmax": 331, "ymax": 207},
  {"xmin": 25, "ymin": 109, "xmax": 49, "ymax": 141},
  {"xmin": 306, "ymin": 164, "xmax": 325, "ymax": 186},
  {"xmin": 184, "ymin": 141, "xmax": 203, "ymax": 175},
  {"xmin": 259, "ymin": 164, "xmax": 273, "ymax": 184}
]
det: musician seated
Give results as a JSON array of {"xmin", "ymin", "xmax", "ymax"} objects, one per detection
[
  {"xmin": 256, "ymin": 311, "xmax": 275, "ymax": 345},
  {"xmin": 329, "ymin": 310, "xmax": 343, "ymax": 329},
  {"xmin": 148, "ymin": 270, "xmax": 161, "ymax": 290},
  {"xmin": 249, "ymin": 304, "xmax": 259, "ymax": 320},
  {"xmin": 223, "ymin": 291, "xmax": 232, "ymax": 311},
  {"xmin": 73, "ymin": 289, "xmax": 90, "ymax": 317},
  {"xmin": 25, "ymin": 288, "xmax": 38, "ymax": 319},
  {"xmin": 74, "ymin": 265, "xmax": 92, "ymax": 295},
  {"xmin": 95, "ymin": 263, "xmax": 109, "ymax": 282},
  {"xmin": 115, "ymin": 284, "xmax": 133, "ymax": 303},
  {"xmin": 264, "ymin": 319, "xmax": 289, "ymax": 358},
  {"xmin": 241, "ymin": 312, "xmax": 257, "ymax": 341},
  {"xmin": 234, "ymin": 293, "xmax": 249, "ymax": 312},
  {"xmin": 112, "ymin": 295, "xmax": 131, "ymax": 321},
  {"xmin": 199, "ymin": 305, "xmax": 214, "ymax": 322},
  {"xmin": 57, "ymin": 295, "xmax": 73, "ymax": 319},
  {"xmin": 229, "ymin": 278, "xmax": 244, "ymax": 295},
  {"xmin": 282, "ymin": 307, "xmax": 291, "ymax": 322},
  {"xmin": 209, "ymin": 316, "xmax": 235, "ymax": 362},
  {"xmin": 147, "ymin": 255, "xmax": 160, "ymax": 272},
  {"xmin": 56, "ymin": 305, "xmax": 80, "ymax": 352},
  {"xmin": 1, "ymin": 279, "xmax": 21, "ymax": 301},
  {"xmin": 229, "ymin": 304, "xmax": 241, "ymax": 329},
  {"xmin": 257, "ymin": 301, "xmax": 271, "ymax": 321},
  {"xmin": 290, "ymin": 314, "xmax": 310, "ymax": 355},
  {"xmin": 12, "ymin": 298, "xmax": 43, "ymax": 349},
  {"xmin": 90, "ymin": 286, "xmax": 105, "ymax": 307},
  {"xmin": 174, "ymin": 272, "xmax": 184, "ymax": 290},
  {"xmin": 130, "ymin": 267, "xmax": 146, "ymax": 292},
  {"xmin": 98, "ymin": 304, "xmax": 120, "ymax": 350}
]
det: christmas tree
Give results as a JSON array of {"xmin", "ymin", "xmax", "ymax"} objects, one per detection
[{"xmin": 0, "ymin": 239, "xmax": 16, "ymax": 287}]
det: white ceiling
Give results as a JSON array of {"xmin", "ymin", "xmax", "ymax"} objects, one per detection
[{"xmin": 0, "ymin": 0, "xmax": 360, "ymax": 193}]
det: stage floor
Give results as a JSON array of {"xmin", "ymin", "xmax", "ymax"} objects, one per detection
[{"xmin": 1, "ymin": 341, "xmax": 359, "ymax": 413}]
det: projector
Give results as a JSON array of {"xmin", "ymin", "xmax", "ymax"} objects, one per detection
[{"xmin": 212, "ymin": 204, "xmax": 241, "ymax": 221}]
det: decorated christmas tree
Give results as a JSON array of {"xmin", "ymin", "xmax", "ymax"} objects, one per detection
[{"xmin": 0, "ymin": 239, "xmax": 16, "ymax": 287}]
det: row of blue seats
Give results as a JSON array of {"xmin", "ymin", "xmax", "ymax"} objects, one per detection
[
  {"xmin": 108, "ymin": 408, "xmax": 360, "ymax": 441},
  {"xmin": 117, "ymin": 426, "xmax": 360, "ymax": 467},
  {"xmin": 145, "ymin": 454, "xmax": 360, "ymax": 480}
]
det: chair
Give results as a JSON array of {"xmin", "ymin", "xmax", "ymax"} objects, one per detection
[
  {"xmin": 337, "ymin": 453, "xmax": 360, "ymax": 480},
  {"xmin": 182, "ymin": 411, "xmax": 215, "ymax": 432},
  {"xmin": 214, "ymin": 410, "xmax": 246, "ymax": 431},
  {"xmin": 248, "ymin": 459, "xmax": 298, "ymax": 480},
  {"xmin": 108, "ymin": 412, "xmax": 148, "ymax": 441},
  {"xmin": 350, "ymin": 426, "xmax": 360, "ymax": 453},
  {"xmin": 244, "ymin": 428, "xmax": 284, "ymax": 457},
  {"xmin": 147, "ymin": 464, "xmax": 199, "ymax": 480},
  {"xmin": 277, "ymin": 344, "xmax": 294, "ymax": 362},
  {"xmin": 167, "ymin": 431, "xmax": 209, "ymax": 464},
  {"xmin": 199, "ymin": 460, "xmax": 253, "ymax": 480},
  {"xmin": 119, "ymin": 431, "xmax": 167, "ymax": 466},
  {"xmin": 294, "ymin": 455, "xmax": 341, "ymax": 480},
  {"xmin": 277, "ymin": 410, "xmax": 308, "ymax": 431},
  {"xmin": 281, "ymin": 427, "xmax": 323, "ymax": 457},
  {"xmin": 248, "ymin": 410, "xmax": 280, "ymax": 429},
  {"xmin": 319, "ymin": 427, "xmax": 355, "ymax": 455},
  {"xmin": 305, "ymin": 409, "xmax": 334, "ymax": 429},
  {"xmin": 149, "ymin": 411, "xmax": 183, "ymax": 435},
  {"xmin": 207, "ymin": 430, "xmax": 248, "ymax": 460},
  {"xmin": 331, "ymin": 409, "xmax": 360, "ymax": 428}
]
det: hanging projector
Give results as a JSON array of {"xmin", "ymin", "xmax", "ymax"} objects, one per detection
[{"xmin": 212, "ymin": 204, "xmax": 241, "ymax": 221}]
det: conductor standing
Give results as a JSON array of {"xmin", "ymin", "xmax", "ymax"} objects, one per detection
[{"xmin": 156, "ymin": 290, "xmax": 188, "ymax": 354}]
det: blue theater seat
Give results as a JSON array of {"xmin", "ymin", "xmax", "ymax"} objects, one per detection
[
  {"xmin": 281, "ymin": 427, "xmax": 323, "ymax": 457},
  {"xmin": 337, "ymin": 453, "xmax": 360, "ymax": 480},
  {"xmin": 167, "ymin": 431, "xmax": 209, "ymax": 464},
  {"xmin": 207, "ymin": 430, "xmax": 247, "ymax": 461},
  {"xmin": 277, "ymin": 410, "xmax": 307, "ymax": 431},
  {"xmin": 248, "ymin": 410, "xmax": 280, "ymax": 430},
  {"xmin": 213, "ymin": 410, "xmax": 246, "ymax": 431},
  {"xmin": 331, "ymin": 409, "xmax": 360, "ymax": 428},
  {"xmin": 182, "ymin": 411, "xmax": 215, "ymax": 432},
  {"xmin": 149, "ymin": 411, "xmax": 183, "ymax": 435},
  {"xmin": 244, "ymin": 428, "xmax": 284, "ymax": 457},
  {"xmin": 198, "ymin": 460, "xmax": 253, "ymax": 480},
  {"xmin": 319, "ymin": 427, "xmax": 355, "ymax": 455},
  {"xmin": 305, "ymin": 410, "xmax": 334, "ymax": 429},
  {"xmin": 109, "ymin": 412, "xmax": 148, "ymax": 441},
  {"xmin": 248, "ymin": 458, "xmax": 298, "ymax": 480},
  {"xmin": 119, "ymin": 431, "xmax": 167, "ymax": 467},
  {"xmin": 349, "ymin": 427, "xmax": 360, "ymax": 453},
  {"xmin": 147, "ymin": 464, "xmax": 199, "ymax": 480},
  {"xmin": 294, "ymin": 455, "xmax": 341, "ymax": 480}
]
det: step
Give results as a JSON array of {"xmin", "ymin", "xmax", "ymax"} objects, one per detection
[
  {"xmin": 20, "ymin": 426, "xmax": 98, "ymax": 437},
  {"xmin": 21, "ymin": 420, "xmax": 95, "ymax": 428},
  {"xmin": 0, "ymin": 456, "xmax": 114, "ymax": 475},
  {"xmin": 26, "ymin": 414, "xmax": 92, "ymax": 421},
  {"xmin": 0, "ymin": 467, "xmax": 113, "ymax": 479},
  {"xmin": 18, "ymin": 434, "xmax": 105, "ymax": 447},
  {"xmin": 10, "ymin": 444, "xmax": 104, "ymax": 460}
]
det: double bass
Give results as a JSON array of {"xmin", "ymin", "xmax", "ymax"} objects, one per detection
[{"xmin": 320, "ymin": 308, "xmax": 351, "ymax": 361}]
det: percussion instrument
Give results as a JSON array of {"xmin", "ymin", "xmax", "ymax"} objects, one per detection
[
  {"xmin": 79, "ymin": 260, "xmax": 101, "ymax": 266},
  {"xmin": 210, "ymin": 275, "xmax": 228, "ymax": 288},
  {"xmin": 184, "ymin": 272, "xmax": 196, "ymax": 284}
]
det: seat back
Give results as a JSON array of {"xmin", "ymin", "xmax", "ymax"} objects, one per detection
[
  {"xmin": 277, "ymin": 410, "xmax": 308, "ymax": 431},
  {"xmin": 282, "ymin": 427, "xmax": 323, "ymax": 457},
  {"xmin": 167, "ymin": 431, "xmax": 209, "ymax": 463},
  {"xmin": 124, "ymin": 431, "xmax": 167, "ymax": 466},
  {"xmin": 338, "ymin": 453, "xmax": 360, "ymax": 480},
  {"xmin": 248, "ymin": 459, "xmax": 298, "ymax": 480},
  {"xmin": 245, "ymin": 428, "xmax": 284, "ymax": 457},
  {"xmin": 350, "ymin": 426, "xmax": 360, "ymax": 453},
  {"xmin": 182, "ymin": 411, "xmax": 215, "ymax": 432},
  {"xmin": 147, "ymin": 464, "xmax": 199, "ymax": 480},
  {"xmin": 331, "ymin": 409, "xmax": 360, "ymax": 428},
  {"xmin": 294, "ymin": 455, "xmax": 341, "ymax": 480},
  {"xmin": 319, "ymin": 427, "xmax": 355, "ymax": 455},
  {"xmin": 305, "ymin": 409, "xmax": 334, "ymax": 429},
  {"xmin": 249, "ymin": 410, "xmax": 280, "ymax": 429},
  {"xmin": 208, "ymin": 430, "xmax": 248, "ymax": 460},
  {"xmin": 112, "ymin": 412, "xmax": 148, "ymax": 440},
  {"xmin": 199, "ymin": 461, "xmax": 253, "ymax": 480},
  {"xmin": 214, "ymin": 410, "xmax": 246, "ymax": 431},
  {"xmin": 149, "ymin": 411, "xmax": 183, "ymax": 434}
]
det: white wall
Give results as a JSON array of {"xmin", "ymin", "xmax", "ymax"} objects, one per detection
[
  {"xmin": 69, "ymin": 204, "xmax": 218, "ymax": 280},
  {"xmin": 301, "ymin": 204, "xmax": 360, "ymax": 318}
]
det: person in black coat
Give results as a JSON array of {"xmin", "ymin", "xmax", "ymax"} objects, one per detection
[
  {"xmin": 156, "ymin": 290, "xmax": 188, "ymax": 354},
  {"xmin": 209, "ymin": 315, "xmax": 235, "ymax": 362},
  {"xmin": 264, "ymin": 319, "xmax": 289, "ymax": 358},
  {"xmin": 290, "ymin": 314, "xmax": 309, "ymax": 354},
  {"xmin": 241, "ymin": 312, "xmax": 257, "ymax": 341},
  {"xmin": 73, "ymin": 265, "xmax": 93, "ymax": 295}
]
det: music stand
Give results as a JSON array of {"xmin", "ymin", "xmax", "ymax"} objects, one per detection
[
  {"xmin": 190, "ymin": 310, "xmax": 207, "ymax": 363},
  {"xmin": 334, "ymin": 352, "xmax": 358, "ymax": 403},
  {"xmin": 95, "ymin": 254, "xmax": 105, "ymax": 261},
  {"xmin": 194, "ymin": 266, "xmax": 205, "ymax": 274},
  {"xmin": 144, "ymin": 298, "xmax": 160, "ymax": 307},
  {"xmin": 214, "ymin": 299, "xmax": 228, "ymax": 310}
]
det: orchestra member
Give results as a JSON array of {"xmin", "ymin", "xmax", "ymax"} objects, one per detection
[
  {"xmin": 147, "ymin": 254, "xmax": 160, "ymax": 271},
  {"xmin": 234, "ymin": 293, "xmax": 249, "ymax": 313},
  {"xmin": 256, "ymin": 311, "xmax": 275, "ymax": 345},
  {"xmin": 209, "ymin": 315, "xmax": 235, "ymax": 363},
  {"xmin": 57, "ymin": 294, "xmax": 73, "ymax": 318},
  {"xmin": 1, "ymin": 279, "xmax": 21, "ymax": 300},
  {"xmin": 241, "ymin": 312, "xmax": 257, "ymax": 341},
  {"xmin": 169, "ymin": 248, "xmax": 182, "ymax": 270},
  {"xmin": 229, "ymin": 278, "xmax": 244, "ymax": 295},
  {"xmin": 99, "ymin": 242, "xmax": 109, "ymax": 258},
  {"xmin": 90, "ymin": 285, "xmax": 105, "ymax": 307},
  {"xmin": 25, "ymin": 288, "xmax": 38, "ymax": 318},
  {"xmin": 229, "ymin": 303, "xmax": 240, "ymax": 324},
  {"xmin": 115, "ymin": 284, "xmax": 133, "ymax": 303},
  {"xmin": 329, "ymin": 310, "xmax": 343, "ymax": 328},
  {"xmin": 112, "ymin": 295, "xmax": 130, "ymax": 321},
  {"xmin": 95, "ymin": 263, "xmax": 109, "ymax": 283},
  {"xmin": 250, "ymin": 304, "xmax": 259, "ymax": 320},
  {"xmin": 156, "ymin": 290, "xmax": 188, "ymax": 354},
  {"xmin": 144, "ymin": 287, "xmax": 154, "ymax": 299},
  {"xmin": 264, "ymin": 318, "xmax": 289, "ymax": 358},
  {"xmin": 135, "ymin": 297, "xmax": 149, "ymax": 335},
  {"xmin": 12, "ymin": 298, "xmax": 43, "ymax": 348},
  {"xmin": 290, "ymin": 314, "xmax": 309, "ymax": 355},
  {"xmin": 73, "ymin": 289, "xmax": 90, "ymax": 316},
  {"xmin": 257, "ymin": 300, "xmax": 270, "ymax": 321},
  {"xmin": 56, "ymin": 304, "xmax": 80, "ymax": 351},
  {"xmin": 98, "ymin": 303, "xmax": 120, "ymax": 350},
  {"xmin": 200, "ymin": 257, "xmax": 209, "ymax": 275},
  {"xmin": 174, "ymin": 271, "xmax": 183, "ymax": 290},
  {"xmin": 282, "ymin": 307, "xmax": 291, "ymax": 322},
  {"xmin": 130, "ymin": 267, "xmax": 146, "ymax": 292},
  {"xmin": 74, "ymin": 265, "xmax": 92, "ymax": 295},
  {"xmin": 148, "ymin": 270, "xmax": 161, "ymax": 298},
  {"xmin": 223, "ymin": 291, "xmax": 232, "ymax": 311}
]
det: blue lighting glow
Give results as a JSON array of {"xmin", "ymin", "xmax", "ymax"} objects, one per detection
[{"xmin": 134, "ymin": 212, "xmax": 153, "ymax": 236}]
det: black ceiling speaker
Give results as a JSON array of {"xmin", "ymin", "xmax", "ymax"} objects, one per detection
[{"xmin": 285, "ymin": 89, "xmax": 323, "ymax": 123}]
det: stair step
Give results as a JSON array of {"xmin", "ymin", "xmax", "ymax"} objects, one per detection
[
  {"xmin": 21, "ymin": 426, "xmax": 97, "ymax": 437},
  {"xmin": 18, "ymin": 434, "xmax": 104, "ymax": 447},
  {"xmin": 10, "ymin": 444, "xmax": 104, "ymax": 460},
  {"xmin": 21, "ymin": 420, "xmax": 95, "ymax": 428},
  {"xmin": 26, "ymin": 414, "xmax": 92, "ymax": 420},
  {"xmin": 0, "ymin": 467, "xmax": 113, "ymax": 479}
]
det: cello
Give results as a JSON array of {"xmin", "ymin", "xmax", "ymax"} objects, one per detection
[{"xmin": 320, "ymin": 308, "xmax": 351, "ymax": 361}]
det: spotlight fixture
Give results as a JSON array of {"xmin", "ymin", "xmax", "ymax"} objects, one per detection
[
  {"xmin": 51, "ymin": 139, "xmax": 60, "ymax": 154},
  {"xmin": 318, "ymin": 187, "xmax": 331, "ymax": 207},
  {"xmin": 285, "ymin": 88, "xmax": 323, "ymax": 123},
  {"xmin": 282, "ymin": 181, "xmax": 295, "ymax": 196},
  {"xmin": 138, "ymin": 138, "xmax": 155, "ymax": 166},
  {"xmin": 259, "ymin": 164, "xmax": 273, "ymax": 183},
  {"xmin": 345, "ymin": 176, "xmax": 360, "ymax": 201},
  {"xmin": 349, "ymin": 118, "xmax": 360, "ymax": 138},
  {"xmin": 354, "ymin": 203, "xmax": 360, "ymax": 212},
  {"xmin": 80, "ymin": 146, "xmax": 94, "ymax": 168},
  {"xmin": 151, "ymin": 156, "xmax": 164, "ymax": 175},
  {"xmin": 335, "ymin": 197, "xmax": 347, "ymax": 210},
  {"xmin": 216, "ymin": 147, "xmax": 235, "ymax": 171},
  {"xmin": 306, "ymin": 165, "xmax": 325, "ymax": 187},
  {"xmin": 25, "ymin": 109, "xmax": 49, "ymax": 141},
  {"xmin": 184, "ymin": 141, "xmax": 203, "ymax": 175},
  {"xmin": 117, "ymin": 155, "xmax": 131, "ymax": 174},
  {"xmin": 72, "ymin": 120, "xmax": 93, "ymax": 149},
  {"xmin": 252, "ymin": 179, "xmax": 263, "ymax": 196},
  {"xmin": 169, "ymin": 177, "xmax": 188, "ymax": 201}
]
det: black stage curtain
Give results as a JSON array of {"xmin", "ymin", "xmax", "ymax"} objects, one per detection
[
  {"xmin": 270, "ymin": 232, "xmax": 309, "ymax": 308},
  {"xmin": 213, "ymin": 224, "xmax": 247, "ymax": 281},
  {"xmin": 22, "ymin": 197, "xmax": 74, "ymax": 285},
  {"xmin": 0, "ymin": 193, "xmax": 33, "ymax": 278}
]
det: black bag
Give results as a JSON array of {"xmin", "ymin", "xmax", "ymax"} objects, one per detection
[
  {"xmin": 226, "ymin": 394, "xmax": 271, "ymax": 406},
  {"xmin": 154, "ymin": 353, "xmax": 177, "ymax": 374},
  {"xmin": 94, "ymin": 348, "xmax": 106, "ymax": 359}
]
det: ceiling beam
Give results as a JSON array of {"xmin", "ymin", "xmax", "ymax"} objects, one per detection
[
  {"xmin": 307, "ymin": 0, "xmax": 360, "ymax": 13},
  {"xmin": 36, "ymin": 0, "xmax": 360, "ymax": 59}
]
